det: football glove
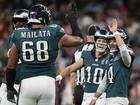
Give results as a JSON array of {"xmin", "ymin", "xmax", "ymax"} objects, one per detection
[
  {"xmin": 66, "ymin": 1, "xmax": 77, "ymax": 22},
  {"xmin": 7, "ymin": 88, "xmax": 17, "ymax": 104},
  {"xmin": 66, "ymin": 2, "xmax": 83, "ymax": 38}
]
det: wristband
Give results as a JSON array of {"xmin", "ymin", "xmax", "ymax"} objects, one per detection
[
  {"xmin": 56, "ymin": 75, "xmax": 63, "ymax": 81},
  {"xmin": 92, "ymin": 96, "xmax": 97, "ymax": 100}
]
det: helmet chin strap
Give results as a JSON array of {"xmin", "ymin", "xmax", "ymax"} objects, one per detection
[
  {"xmin": 96, "ymin": 48, "xmax": 105, "ymax": 52},
  {"xmin": 95, "ymin": 44, "xmax": 107, "ymax": 52},
  {"xmin": 108, "ymin": 45, "xmax": 118, "ymax": 53},
  {"xmin": 110, "ymin": 48, "xmax": 118, "ymax": 53}
]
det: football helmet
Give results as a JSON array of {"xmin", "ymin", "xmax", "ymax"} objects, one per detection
[
  {"xmin": 107, "ymin": 29, "xmax": 129, "ymax": 44},
  {"xmin": 87, "ymin": 24, "xmax": 100, "ymax": 35},
  {"xmin": 29, "ymin": 4, "xmax": 51, "ymax": 25},
  {"xmin": 12, "ymin": 9, "xmax": 28, "ymax": 24},
  {"xmin": 12, "ymin": 9, "xmax": 29, "ymax": 29},
  {"xmin": 107, "ymin": 29, "xmax": 129, "ymax": 52},
  {"xmin": 94, "ymin": 29, "xmax": 109, "ymax": 52},
  {"xmin": 117, "ymin": 29, "xmax": 129, "ymax": 44}
]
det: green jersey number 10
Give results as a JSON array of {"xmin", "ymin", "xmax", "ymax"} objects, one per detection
[{"xmin": 86, "ymin": 66, "xmax": 113, "ymax": 84}]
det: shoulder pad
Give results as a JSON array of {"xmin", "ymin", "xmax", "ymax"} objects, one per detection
[
  {"xmin": 82, "ymin": 43, "xmax": 94, "ymax": 51},
  {"xmin": 49, "ymin": 24, "xmax": 60, "ymax": 28},
  {"xmin": 15, "ymin": 27, "xmax": 25, "ymax": 30},
  {"xmin": 49, "ymin": 24, "xmax": 64, "ymax": 32}
]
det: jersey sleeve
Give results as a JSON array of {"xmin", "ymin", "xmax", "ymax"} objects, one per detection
[
  {"xmin": 50, "ymin": 24, "xmax": 65, "ymax": 40},
  {"xmin": 57, "ymin": 25, "xmax": 65, "ymax": 39},
  {"xmin": 49, "ymin": 24, "xmax": 65, "ymax": 50},
  {"xmin": 11, "ymin": 31, "xmax": 16, "ymax": 43},
  {"xmin": 7, "ymin": 36, "xmax": 13, "ymax": 49},
  {"xmin": 11, "ymin": 30, "xmax": 19, "ymax": 49}
]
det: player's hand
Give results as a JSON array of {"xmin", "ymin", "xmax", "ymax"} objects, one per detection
[
  {"xmin": 56, "ymin": 75, "xmax": 63, "ymax": 84},
  {"xmin": 89, "ymin": 98, "xmax": 97, "ymax": 105},
  {"xmin": 66, "ymin": 1, "xmax": 77, "ymax": 22},
  {"xmin": 7, "ymin": 88, "xmax": 17, "ymax": 104},
  {"xmin": 108, "ymin": 18, "xmax": 118, "ymax": 33}
]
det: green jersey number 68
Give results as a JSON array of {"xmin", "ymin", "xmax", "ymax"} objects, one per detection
[{"xmin": 22, "ymin": 41, "xmax": 49, "ymax": 61}]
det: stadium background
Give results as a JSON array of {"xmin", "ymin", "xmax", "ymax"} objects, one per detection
[{"xmin": 0, "ymin": 0, "xmax": 140, "ymax": 105}]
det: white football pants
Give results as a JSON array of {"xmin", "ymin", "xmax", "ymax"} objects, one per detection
[
  {"xmin": 81, "ymin": 92, "xmax": 106, "ymax": 105},
  {"xmin": 106, "ymin": 97, "xmax": 129, "ymax": 105},
  {"xmin": 17, "ymin": 76, "xmax": 55, "ymax": 105}
]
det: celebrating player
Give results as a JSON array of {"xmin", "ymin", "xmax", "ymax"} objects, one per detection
[
  {"xmin": 56, "ymin": 29, "xmax": 110, "ymax": 105},
  {"xmin": 71, "ymin": 24, "xmax": 100, "ymax": 105},
  {"xmin": 89, "ymin": 19, "xmax": 135, "ymax": 105},
  {"xmin": 6, "ymin": 4, "xmax": 84, "ymax": 105}
]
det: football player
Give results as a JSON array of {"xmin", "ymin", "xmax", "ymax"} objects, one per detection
[
  {"xmin": 0, "ymin": 9, "xmax": 28, "ymax": 105},
  {"xmin": 6, "ymin": 4, "xmax": 83, "ymax": 105},
  {"xmin": 71, "ymin": 24, "xmax": 100, "ymax": 105},
  {"xmin": 89, "ymin": 18, "xmax": 135, "ymax": 105},
  {"xmin": 56, "ymin": 29, "xmax": 110, "ymax": 105}
]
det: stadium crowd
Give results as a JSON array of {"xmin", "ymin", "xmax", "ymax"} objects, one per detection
[{"xmin": 0, "ymin": 0, "xmax": 140, "ymax": 105}]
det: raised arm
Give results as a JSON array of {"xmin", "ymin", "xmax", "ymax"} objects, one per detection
[
  {"xmin": 58, "ymin": 34, "xmax": 83, "ymax": 48},
  {"xmin": 108, "ymin": 18, "xmax": 132, "ymax": 67},
  {"xmin": 66, "ymin": 1, "xmax": 83, "ymax": 38},
  {"xmin": 58, "ymin": 2, "xmax": 84, "ymax": 48}
]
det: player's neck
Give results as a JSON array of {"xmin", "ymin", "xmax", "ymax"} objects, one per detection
[
  {"xmin": 31, "ymin": 24, "xmax": 44, "ymax": 29},
  {"xmin": 95, "ymin": 51, "xmax": 105, "ymax": 58}
]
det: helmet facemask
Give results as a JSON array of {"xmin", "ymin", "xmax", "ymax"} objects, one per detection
[{"xmin": 94, "ymin": 29, "xmax": 109, "ymax": 52}]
